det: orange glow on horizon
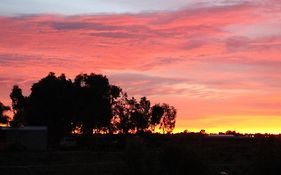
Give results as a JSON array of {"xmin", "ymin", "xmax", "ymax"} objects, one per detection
[{"xmin": 174, "ymin": 115, "xmax": 281, "ymax": 134}]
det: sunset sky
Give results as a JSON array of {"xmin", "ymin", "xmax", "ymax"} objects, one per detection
[{"xmin": 1, "ymin": 0, "xmax": 281, "ymax": 133}]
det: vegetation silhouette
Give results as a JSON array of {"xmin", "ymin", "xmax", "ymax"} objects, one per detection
[
  {"xmin": 10, "ymin": 85, "xmax": 28, "ymax": 126},
  {"xmin": 73, "ymin": 73, "xmax": 121, "ymax": 135},
  {"xmin": 8, "ymin": 72, "xmax": 177, "ymax": 140},
  {"xmin": 0, "ymin": 101, "xmax": 10, "ymax": 124}
]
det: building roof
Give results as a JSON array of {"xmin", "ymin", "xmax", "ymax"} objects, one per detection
[{"xmin": 0, "ymin": 126, "xmax": 47, "ymax": 131}]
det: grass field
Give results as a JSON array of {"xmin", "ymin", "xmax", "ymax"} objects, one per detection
[{"xmin": 1, "ymin": 135, "xmax": 281, "ymax": 175}]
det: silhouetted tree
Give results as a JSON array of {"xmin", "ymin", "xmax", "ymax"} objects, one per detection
[
  {"xmin": 0, "ymin": 102, "xmax": 10, "ymax": 124},
  {"xmin": 112, "ymin": 92, "xmax": 131, "ymax": 133},
  {"xmin": 112, "ymin": 96, "xmax": 138, "ymax": 133},
  {"xmin": 112, "ymin": 95, "xmax": 151, "ymax": 134},
  {"xmin": 225, "ymin": 130, "xmax": 236, "ymax": 135},
  {"xmin": 113, "ymin": 95, "xmax": 177, "ymax": 134},
  {"xmin": 10, "ymin": 85, "xmax": 27, "ymax": 124},
  {"xmin": 74, "ymin": 73, "xmax": 121, "ymax": 134},
  {"xmin": 200, "ymin": 129, "xmax": 206, "ymax": 135},
  {"xmin": 130, "ymin": 97, "xmax": 151, "ymax": 133},
  {"xmin": 160, "ymin": 103, "xmax": 176, "ymax": 134},
  {"xmin": 26, "ymin": 72, "xmax": 74, "ymax": 138},
  {"xmin": 8, "ymin": 72, "xmax": 177, "ymax": 137},
  {"xmin": 151, "ymin": 104, "xmax": 164, "ymax": 132}
]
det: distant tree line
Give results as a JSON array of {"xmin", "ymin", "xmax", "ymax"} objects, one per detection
[{"xmin": 3, "ymin": 72, "xmax": 176, "ymax": 137}]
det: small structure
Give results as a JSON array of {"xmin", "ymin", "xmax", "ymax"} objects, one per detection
[
  {"xmin": 0, "ymin": 126, "xmax": 47, "ymax": 151},
  {"xmin": 208, "ymin": 134, "xmax": 235, "ymax": 138}
]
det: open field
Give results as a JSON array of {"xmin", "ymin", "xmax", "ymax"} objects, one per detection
[{"xmin": 1, "ymin": 135, "xmax": 281, "ymax": 175}]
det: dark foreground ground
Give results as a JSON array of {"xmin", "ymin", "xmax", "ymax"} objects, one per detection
[{"xmin": 1, "ymin": 134, "xmax": 281, "ymax": 175}]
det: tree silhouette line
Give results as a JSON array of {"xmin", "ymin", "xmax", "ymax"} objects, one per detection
[{"xmin": 1, "ymin": 72, "xmax": 176, "ymax": 137}]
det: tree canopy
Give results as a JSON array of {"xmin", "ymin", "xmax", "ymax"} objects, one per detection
[
  {"xmin": 10, "ymin": 72, "xmax": 177, "ymax": 136},
  {"xmin": 10, "ymin": 85, "xmax": 27, "ymax": 125}
]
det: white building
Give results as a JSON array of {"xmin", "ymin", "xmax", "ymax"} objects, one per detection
[{"xmin": 0, "ymin": 126, "xmax": 47, "ymax": 151}]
